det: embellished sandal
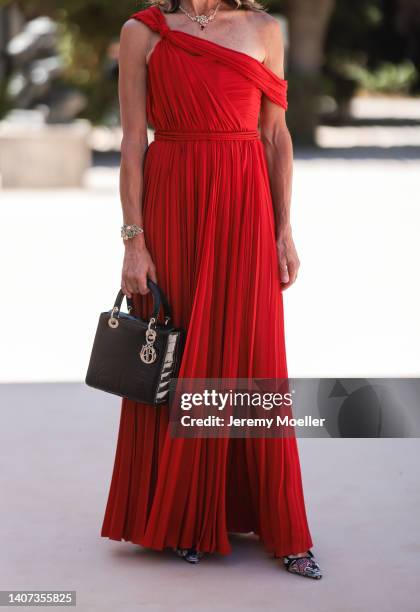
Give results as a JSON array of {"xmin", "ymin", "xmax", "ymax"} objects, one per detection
[
  {"xmin": 174, "ymin": 547, "xmax": 203, "ymax": 564},
  {"xmin": 283, "ymin": 550, "xmax": 322, "ymax": 579}
]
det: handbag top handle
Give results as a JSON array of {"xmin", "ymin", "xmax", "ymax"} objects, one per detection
[{"xmin": 112, "ymin": 279, "xmax": 173, "ymax": 323}]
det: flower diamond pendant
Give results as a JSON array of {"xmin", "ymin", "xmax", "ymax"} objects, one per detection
[
  {"xmin": 179, "ymin": 2, "xmax": 222, "ymax": 31},
  {"xmin": 196, "ymin": 15, "xmax": 210, "ymax": 29}
]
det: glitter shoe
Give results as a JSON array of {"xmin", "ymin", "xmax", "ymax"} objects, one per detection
[
  {"xmin": 283, "ymin": 550, "xmax": 322, "ymax": 579},
  {"xmin": 174, "ymin": 547, "xmax": 203, "ymax": 564}
]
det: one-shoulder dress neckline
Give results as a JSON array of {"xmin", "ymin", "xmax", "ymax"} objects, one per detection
[
  {"xmin": 154, "ymin": 5, "xmax": 267, "ymax": 67},
  {"xmin": 139, "ymin": 5, "xmax": 287, "ymax": 87}
]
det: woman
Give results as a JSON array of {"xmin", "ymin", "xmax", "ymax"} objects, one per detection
[{"xmin": 101, "ymin": 0, "xmax": 322, "ymax": 579}]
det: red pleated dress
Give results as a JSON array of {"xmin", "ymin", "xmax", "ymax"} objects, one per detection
[{"xmin": 101, "ymin": 5, "xmax": 313, "ymax": 557}]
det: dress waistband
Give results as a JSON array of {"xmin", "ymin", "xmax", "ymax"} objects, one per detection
[{"xmin": 154, "ymin": 129, "xmax": 260, "ymax": 142}]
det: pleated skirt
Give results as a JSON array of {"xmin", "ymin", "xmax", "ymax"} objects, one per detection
[{"xmin": 101, "ymin": 138, "xmax": 313, "ymax": 556}]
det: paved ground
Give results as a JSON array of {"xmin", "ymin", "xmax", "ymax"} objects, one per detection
[
  {"xmin": 1, "ymin": 382, "xmax": 420, "ymax": 612},
  {"xmin": 1, "ymin": 97, "xmax": 420, "ymax": 610}
]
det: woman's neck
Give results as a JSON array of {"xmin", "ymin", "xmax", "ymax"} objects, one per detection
[{"xmin": 178, "ymin": 0, "xmax": 224, "ymax": 14}]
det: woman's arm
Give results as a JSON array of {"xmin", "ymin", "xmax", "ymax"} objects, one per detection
[
  {"xmin": 118, "ymin": 18, "xmax": 158, "ymax": 297},
  {"xmin": 259, "ymin": 18, "xmax": 300, "ymax": 291}
]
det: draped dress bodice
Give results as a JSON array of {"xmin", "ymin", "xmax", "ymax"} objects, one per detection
[{"xmin": 130, "ymin": 5, "xmax": 288, "ymax": 136}]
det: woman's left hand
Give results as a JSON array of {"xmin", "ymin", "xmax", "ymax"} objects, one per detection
[{"xmin": 276, "ymin": 229, "xmax": 300, "ymax": 291}]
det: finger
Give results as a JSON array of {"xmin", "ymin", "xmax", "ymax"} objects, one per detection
[
  {"xmin": 138, "ymin": 275, "xmax": 149, "ymax": 295},
  {"xmin": 287, "ymin": 263, "xmax": 299, "ymax": 285},
  {"xmin": 149, "ymin": 265, "xmax": 158, "ymax": 284},
  {"xmin": 282, "ymin": 268, "xmax": 298, "ymax": 291},
  {"xmin": 279, "ymin": 260, "xmax": 289, "ymax": 284},
  {"xmin": 126, "ymin": 278, "xmax": 139, "ymax": 295},
  {"xmin": 121, "ymin": 278, "xmax": 131, "ymax": 298}
]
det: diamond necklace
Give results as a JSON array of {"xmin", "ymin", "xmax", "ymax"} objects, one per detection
[{"xmin": 179, "ymin": 1, "xmax": 222, "ymax": 30}]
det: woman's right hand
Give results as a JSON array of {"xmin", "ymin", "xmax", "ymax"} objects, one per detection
[{"xmin": 121, "ymin": 238, "xmax": 158, "ymax": 298}]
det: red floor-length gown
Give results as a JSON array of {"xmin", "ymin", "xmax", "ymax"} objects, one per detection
[{"xmin": 101, "ymin": 5, "xmax": 313, "ymax": 557}]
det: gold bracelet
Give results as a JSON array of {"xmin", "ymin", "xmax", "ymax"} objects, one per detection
[{"xmin": 121, "ymin": 224, "xmax": 144, "ymax": 240}]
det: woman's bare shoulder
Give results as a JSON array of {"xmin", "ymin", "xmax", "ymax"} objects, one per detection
[
  {"xmin": 121, "ymin": 15, "xmax": 151, "ymax": 37},
  {"xmin": 246, "ymin": 9, "xmax": 284, "ymax": 67},
  {"xmin": 120, "ymin": 15, "xmax": 154, "ymax": 56},
  {"xmin": 246, "ymin": 9, "xmax": 283, "ymax": 43}
]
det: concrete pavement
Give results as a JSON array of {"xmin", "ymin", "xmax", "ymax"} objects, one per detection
[{"xmin": 1, "ymin": 382, "xmax": 420, "ymax": 612}]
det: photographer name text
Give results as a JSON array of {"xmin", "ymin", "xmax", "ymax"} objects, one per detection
[{"xmin": 180, "ymin": 415, "xmax": 326, "ymax": 428}]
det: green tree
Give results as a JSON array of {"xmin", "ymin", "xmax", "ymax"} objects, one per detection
[{"xmin": 284, "ymin": 0, "xmax": 335, "ymax": 144}]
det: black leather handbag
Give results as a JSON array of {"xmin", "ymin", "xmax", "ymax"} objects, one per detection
[{"xmin": 85, "ymin": 279, "xmax": 185, "ymax": 404}]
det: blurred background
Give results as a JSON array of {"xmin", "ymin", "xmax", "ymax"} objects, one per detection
[
  {"xmin": 1, "ymin": 3, "xmax": 420, "ymax": 609},
  {"xmin": 0, "ymin": 0, "xmax": 419, "ymax": 380},
  {"xmin": 1, "ymin": 0, "xmax": 420, "ymax": 143}
]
